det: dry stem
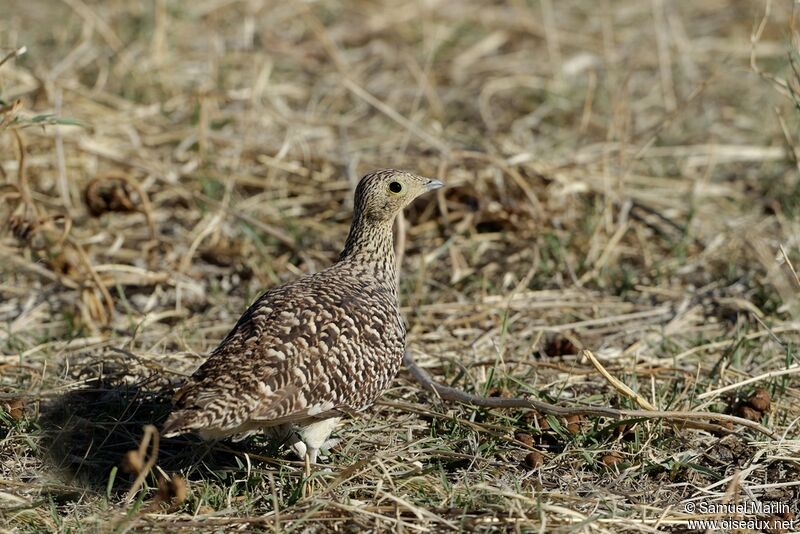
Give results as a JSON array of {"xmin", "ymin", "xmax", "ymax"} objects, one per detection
[{"xmin": 403, "ymin": 351, "xmax": 779, "ymax": 439}]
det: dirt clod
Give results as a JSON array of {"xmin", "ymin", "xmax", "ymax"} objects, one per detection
[
  {"xmin": 748, "ymin": 388, "xmax": 771, "ymax": 412},
  {"xmin": 565, "ymin": 415, "xmax": 582, "ymax": 435},
  {"xmin": 737, "ymin": 405, "xmax": 763, "ymax": 422},
  {"xmin": 524, "ymin": 451, "xmax": 544, "ymax": 469},
  {"xmin": 515, "ymin": 432, "xmax": 534, "ymax": 447},
  {"xmin": 601, "ymin": 452, "xmax": 624, "ymax": 468}
]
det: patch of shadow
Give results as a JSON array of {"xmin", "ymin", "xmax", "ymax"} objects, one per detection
[{"xmin": 39, "ymin": 362, "xmax": 286, "ymax": 493}]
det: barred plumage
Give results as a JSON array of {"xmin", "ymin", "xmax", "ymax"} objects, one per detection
[{"xmin": 162, "ymin": 169, "xmax": 443, "ymax": 463}]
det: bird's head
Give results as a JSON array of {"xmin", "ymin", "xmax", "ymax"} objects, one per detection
[{"xmin": 353, "ymin": 169, "xmax": 443, "ymax": 222}]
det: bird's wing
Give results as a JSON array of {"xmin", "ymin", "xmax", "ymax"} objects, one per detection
[{"xmin": 165, "ymin": 274, "xmax": 370, "ymax": 435}]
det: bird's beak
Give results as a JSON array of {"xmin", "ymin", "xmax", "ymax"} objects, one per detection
[{"xmin": 425, "ymin": 179, "xmax": 444, "ymax": 191}]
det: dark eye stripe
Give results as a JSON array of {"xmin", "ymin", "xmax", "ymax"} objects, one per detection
[{"xmin": 389, "ymin": 181, "xmax": 402, "ymax": 193}]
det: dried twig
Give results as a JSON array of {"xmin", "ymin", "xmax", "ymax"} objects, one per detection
[
  {"xmin": 403, "ymin": 351, "xmax": 779, "ymax": 439},
  {"xmin": 0, "ymin": 46, "xmax": 26, "ymax": 70},
  {"xmin": 124, "ymin": 424, "xmax": 160, "ymax": 502},
  {"xmin": 582, "ymin": 349, "xmax": 656, "ymax": 410}
]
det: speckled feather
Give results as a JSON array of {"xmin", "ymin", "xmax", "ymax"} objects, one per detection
[{"xmin": 162, "ymin": 170, "xmax": 441, "ymax": 447}]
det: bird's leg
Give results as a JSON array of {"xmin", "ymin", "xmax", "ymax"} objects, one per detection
[
  {"xmin": 303, "ymin": 450, "xmax": 312, "ymax": 484},
  {"xmin": 298, "ymin": 417, "xmax": 340, "ymax": 465},
  {"xmin": 299, "ymin": 418, "xmax": 339, "ymax": 497}
]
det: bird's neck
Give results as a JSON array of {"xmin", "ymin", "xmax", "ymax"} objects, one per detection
[{"xmin": 338, "ymin": 213, "xmax": 398, "ymax": 289}]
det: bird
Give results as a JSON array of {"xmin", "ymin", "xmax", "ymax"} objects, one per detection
[{"xmin": 162, "ymin": 169, "xmax": 443, "ymax": 463}]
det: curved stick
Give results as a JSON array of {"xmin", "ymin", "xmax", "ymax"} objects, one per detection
[{"xmin": 403, "ymin": 351, "xmax": 778, "ymax": 440}]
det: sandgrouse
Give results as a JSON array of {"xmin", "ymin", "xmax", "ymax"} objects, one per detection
[{"xmin": 162, "ymin": 169, "xmax": 443, "ymax": 463}]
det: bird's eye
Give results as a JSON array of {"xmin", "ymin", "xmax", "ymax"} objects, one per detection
[{"xmin": 388, "ymin": 181, "xmax": 404, "ymax": 194}]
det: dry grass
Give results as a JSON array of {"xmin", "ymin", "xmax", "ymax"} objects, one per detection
[{"xmin": 2, "ymin": 0, "xmax": 800, "ymax": 532}]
